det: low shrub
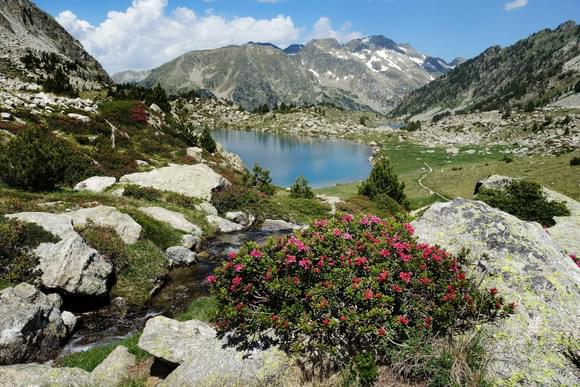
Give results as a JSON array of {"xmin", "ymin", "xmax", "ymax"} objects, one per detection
[
  {"xmin": 78, "ymin": 226, "xmax": 130, "ymax": 271},
  {"xmin": 209, "ymin": 214, "xmax": 513, "ymax": 384},
  {"xmin": 359, "ymin": 157, "xmax": 409, "ymax": 210},
  {"xmin": 570, "ymin": 156, "xmax": 580, "ymax": 166},
  {"xmin": 290, "ymin": 176, "xmax": 315, "ymax": 199},
  {"xmin": 0, "ymin": 127, "xmax": 95, "ymax": 191},
  {"xmin": 0, "ymin": 218, "xmax": 58, "ymax": 285},
  {"xmin": 200, "ymin": 127, "xmax": 217, "ymax": 153},
  {"xmin": 242, "ymin": 163, "xmax": 276, "ymax": 195},
  {"xmin": 123, "ymin": 185, "xmax": 164, "ymax": 202},
  {"xmin": 212, "ymin": 185, "xmax": 263, "ymax": 215},
  {"xmin": 476, "ymin": 180, "xmax": 569, "ymax": 227}
]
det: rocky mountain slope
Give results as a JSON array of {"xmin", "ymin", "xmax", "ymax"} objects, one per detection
[
  {"xmin": 392, "ymin": 21, "xmax": 580, "ymax": 118},
  {"xmin": 0, "ymin": 0, "xmax": 110, "ymax": 89},
  {"xmin": 136, "ymin": 36, "xmax": 459, "ymax": 113}
]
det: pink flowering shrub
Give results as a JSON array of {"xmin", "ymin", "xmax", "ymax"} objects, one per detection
[{"xmin": 209, "ymin": 213, "xmax": 514, "ymax": 377}]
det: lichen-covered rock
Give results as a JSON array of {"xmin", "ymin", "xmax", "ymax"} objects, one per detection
[
  {"xmin": 139, "ymin": 207, "xmax": 202, "ymax": 235},
  {"xmin": 261, "ymin": 219, "xmax": 302, "ymax": 232},
  {"xmin": 90, "ymin": 345, "xmax": 136, "ymax": 387},
  {"xmin": 120, "ymin": 164, "xmax": 229, "ymax": 201},
  {"xmin": 67, "ymin": 206, "xmax": 142, "ymax": 245},
  {"xmin": 0, "ymin": 284, "xmax": 72, "ymax": 365},
  {"xmin": 0, "ymin": 363, "xmax": 91, "ymax": 387},
  {"xmin": 73, "ymin": 176, "xmax": 116, "ymax": 193},
  {"xmin": 5, "ymin": 212, "xmax": 113, "ymax": 296},
  {"xmin": 412, "ymin": 199, "xmax": 580, "ymax": 386},
  {"xmin": 186, "ymin": 146, "xmax": 203, "ymax": 162},
  {"xmin": 550, "ymin": 215, "xmax": 580, "ymax": 256},
  {"xmin": 138, "ymin": 316, "xmax": 288, "ymax": 386},
  {"xmin": 207, "ymin": 215, "xmax": 243, "ymax": 233},
  {"xmin": 474, "ymin": 175, "xmax": 515, "ymax": 194},
  {"xmin": 196, "ymin": 202, "xmax": 219, "ymax": 216}
]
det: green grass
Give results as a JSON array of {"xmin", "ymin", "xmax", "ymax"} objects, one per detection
[
  {"xmin": 0, "ymin": 279, "xmax": 12, "ymax": 290},
  {"xmin": 124, "ymin": 209, "xmax": 183, "ymax": 250},
  {"xmin": 177, "ymin": 296, "xmax": 218, "ymax": 322},
  {"xmin": 58, "ymin": 333, "xmax": 149, "ymax": 372}
]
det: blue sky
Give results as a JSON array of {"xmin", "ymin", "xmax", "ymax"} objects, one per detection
[{"xmin": 35, "ymin": 0, "xmax": 579, "ymax": 73}]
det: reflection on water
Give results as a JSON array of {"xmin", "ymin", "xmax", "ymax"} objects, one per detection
[{"xmin": 212, "ymin": 129, "xmax": 372, "ymax": 188}]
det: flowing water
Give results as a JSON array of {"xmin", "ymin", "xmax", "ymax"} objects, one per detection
[{"xmin": 211, "ymin": 128, "xmax": 372, "ymax": 188}]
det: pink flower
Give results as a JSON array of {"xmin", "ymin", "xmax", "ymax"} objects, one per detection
[
  {"xmin": 234, "ymin": 264, "xmax": 244, "ymax": 272},
  {"xmin": 378, "ymin": 326, "xmax": 386, "ymax": 336},
  {"xmin": 364, "ymin": 289, "xmax": 373, "ymax": 300},
  {"xmin": 377, "ymin": 271, "xmax": 389, "ymax": 282},
  {"xmin": 380, "ymin": 249, "xmax": 391, "ymax": 257},
  {"xmin": 403, "ymin": 223, "xmax": 415, "ymax": 235},
  {"xmin": 391, "ymin": 284, "xmax": 402, "ymax": 293},
  {"xmin": 286, "ymin": 255, "xmax": 297, "ymax": 265},
  {"xmin": 206, "ymin": 275, "xmax": 217, "ymax": 284},
  {"xmin": 399, "ymin": 272, "xmax": 413, "ymax": 284},
  {"xmin": 333, "ymin": 228, "xmax": 342, "ymax": 237},
  {"xmin": 354, "ymin": 256, "xmax": 368, "ymax": 266},
  {"xmin": 398, "ymin": 315, "xmax": 410, "ymax": 326},
  {"xmin": 227, "ymin": 251, "xmax": 237, "ymax": 260},
  {"xmin": 299, "ymin": 259, "xmax": 312, "ymax": 269},
  {"xmin": 314, "ymin": 219, "xmax": 328, "ymax": 228},
  {"xmin": 342, "ymin": 213, "xmax": 354, "ymax": 223},
  {"xmin": 342, "ymin": 232, "xmax": 353, "ymax": 240},
  {"xmin": 250, "ymin": 249, "xmax": 262, "ymax": 258},
  {"xmin": 229, "ymin": 276, "xmax": 242, "ymax": 291},
  {"xmin": 398, "ymin": 252, "xmax": 411, "ymax": 262}
]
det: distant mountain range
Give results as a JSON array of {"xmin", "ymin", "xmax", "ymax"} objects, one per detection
[
  {"xmin": 114, "ymin": 36, "xmax": 460, "ymax": 113},
  {"xmin": 0, "ymin": 0, "xmax": 110, "ymax": 89},
  {"xmin": 392, "ymin": 21, "xmax": 580, "ymax": 118}
]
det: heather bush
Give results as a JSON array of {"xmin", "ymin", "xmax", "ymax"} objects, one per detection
[
  {"xmin": 0, "ymin": 127, "xmax": 95, "ymax": 191},
  {"xmin": 290, "ymin": 175, "xmax": 314, "ymax": 199},
  {"xmin": 79, "ymin": 225, "xmax": 130, "ymax": 271},
  {"xmin": 359, "ymin": 157, "xmax": 409, "ymax": 209},
  {"xmin": 209, "ymin": 214, "xmax": 513, "ymax": 383},
  {"xmin": 476, "ymin": 180, "xmax": 569, "ymax": 227},
  {"xmin": 123, "ymin": 185, "xmax": 164, "ymax": 202}
]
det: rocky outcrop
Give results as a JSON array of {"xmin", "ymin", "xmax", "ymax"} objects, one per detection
[
  {"xmin": 186, "ymin": 146, "xmax": 203, "ymax": 162},
  {"xmin": 0, "ymin": 283, "xmax": 73, "ymax": 364},
  {"xmin": 138, "ymin": 207, "xmax": 202, "ymax": 235},
  {"xmin": 120, "ymin": 164, "xmax": 229, "ymax": 201},
  {"xmin": 5, "ymin": 212, "xmax": 112, "ymax": 296},
  {"xmin": 73, "ymin": 176, "xmax": 116, "ymax": 193},
  {"xmin": 0, "ymin": 344, "xmax": 135, "ymax": 386},
  {"xmin": 138, "ymin": 316, "xmax": 288, "ymax": 386},
  {"xmin": 206, "ymin": 215, "xmax": 243, "ymax": 233},
  {"xmin": 67, "ymin": 206, "xmax": 142, "ymax": 245},
  {"xmin": 225, "ymin": 211, "xmax": 256, "ymax": 228},
  {"xmin": 412, "ymin": 199, "xmax": 580, "ymax": 385}
]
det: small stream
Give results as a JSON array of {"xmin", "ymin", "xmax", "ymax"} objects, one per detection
[{"xmin": 59, "ymin": 230, "xmax": 288, "ymax": 357}]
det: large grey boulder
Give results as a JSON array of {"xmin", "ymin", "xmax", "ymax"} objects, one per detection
[
  {"xmin": 90, "ymin": 345, "xmax": 136, "ymax": 387},
  {"xmin": 225, "ymin": 211, "xmax": 256, "ymax": 228},
  {"xmin": 0, "ymin": 284, "xmax": 72, "ymax": 364},
  {"xmin": 5, "ymin": 213, "xmax": 113, "ymax": 296},
  {"xmin": 206, "ymin": 215, "xmax": 243, "ymax": 233},
  {"xmin": 73, "ymin": 176, "xmax": 116, "ymax": 193},
  {"xmin": 473, "ymin": 175, "xmax": 515, "ymax": 194},
  {"xmin": 67, "ymin": 206, "xmax": 142, "ymax": 245},
  {"xmin": 0, "ymin": 364, "xmax": 91, "ymax": 387},
  {"xmin": 412, "ymin": 199, "xmax": 580, "ymax": 386},
  {"xmin": 186, "ymin": 146, "xmax": 203, "ymax": 162},
  {"xmin": 120, "ymin": 164, "xmax": 229, "ymax": 201},
  {"xmin": 139, "ymin": 207, "xmax": 202, "ymax": 235},
  {"xmin": 195, "ymin": 202, "xmax": 219, "ymax": 216},
  {"xmin": 166, "ymin": 246, "xmax": 197, "ymax": 266},
  {"xmin": 138, "ymin": 316, "xmax": 288, "ymax": 386}
]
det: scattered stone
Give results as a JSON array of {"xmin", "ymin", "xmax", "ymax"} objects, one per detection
[
  {"xmin": 446, "ymin": 147, "xmax": 459, "ymax": 155},
  {"xmin": 5, "ymin": 213, "xmax": 113, "ymax": 296},
  {"xmin": 138, "ymin": 316, "xmax": 288, "ymax": 386},
  {"xmin": 67, "ymin": 206, "xmax": 142, "ymax": 245},
  {"xmin": 73, "ymin": 176, "xmax": 116, "ymax": 193},
  {"xmin": 61, "ymin": 311, "xmax": 78, "ymax": 333},
  {"xmin": 181, "ymin": 234, "xmax": 201, "ymax": 250},
  {"xmin": 136, "ymin": 160, "xmax": 149, "ymax": 167},
  {"xmin": 91, "ymin": 345, "xmax": 136, "ymax": 387},
  {"xmin": 0, "ymin": 112, "xmax": 12, "ymax": 121},
  {"xmin": 120, "ymin": 164, "xmax": 229, "ymax": 201},
  {"xmin": 412, "ymin": 199, "xmax": 580, "ymax": 385},
  {"xmin": 225, "ymin": 211, "xmax": 256, "ymax": 228},
  {"xmin": 206, "ymin": 215, "xmax": 243, "ymax": 233},
  {"xmin": 261, "ymin": 219, "xmax": 301, "ymax": 232},
  {"xmin": 0, "ymin": 284, "xmax": 70, "ymax": 364},
  {"xmin": 166, "ymin": 246, "xmax": 197, "ymax": 266},
  {"xmin": 316, "ymin": 194, "xmax": 343, "ymax": 215},
  {"xmin": 66, "ymin": 113, "xmax": 90, "ymax": 123},
  {"xmin": 149, "ymin": 103, "xmax": 162, "ymax": 114},
  {"xmin": 196, "ymin": 202, "xmax": 219, "ymax": 216},
  {"xmin": 139, "ymin": 207, "xmax": 202, "ymax": 235},
  {"xmin": 186, "ymin": 147, "xmax": 203, "ymax": 162}
]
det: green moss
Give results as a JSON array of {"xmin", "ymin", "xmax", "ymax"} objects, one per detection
[
  {"xmin": 124, "ymin": 209, "xmax": 182, "ymax": 250},
  {"xmin": 57, "ymin": 334, "xmax": 149, "ymax": 372},
  {"xmin": 111, "ymin": 240, "xmax": 167, "ymax": 306}
]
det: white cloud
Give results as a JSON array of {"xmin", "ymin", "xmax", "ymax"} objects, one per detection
[
  {"xmin": 505, "ymin": 0, "xmax": 528, "ymax": 11},
  {"xmin": 312, "ymin": 17, "xmax": 362, "ymax": 42},
  {"xmin": 57, "ymin": 0, "xmax": 300, "ymax": 73}
]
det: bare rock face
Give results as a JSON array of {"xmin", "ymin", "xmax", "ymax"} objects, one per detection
[
  {"xmin": 138, "ymin": 316, "xmax": 289, "ymax": 386},
  {"xmin": 206, "ymin": 215, "xmax": 243, "ymax": 233},
  {"xmin": 5, "ymin": 212, "xmax": 113, "ymax": 296},
  {"xmin": 120, "ymin": 164, "xmax": 229, "ymax": 201},
  {"xmin": 67, "ymin": 206, "xmax": 142, "ymax": 245},
  {"xmin": 139, "ymin": 207, "xmax": 202, "ymax": 235},
  {"xmin": 73, "ymin": 176, "xmax": 116, "ymax": 193},
  {"xmin": 0, "ymin": 283, "xmax": 73, "ymax": 364},
  {"xmin": 165, "ymin": 246, "xmax": 197, "ymax": 266},
  {"xmin": 412, "ymin": 199, "xmax": 580, "ymax": 386},
  {"xmin": 90, "ymin": 345, "xmax": 136, "ymax": 387}
]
